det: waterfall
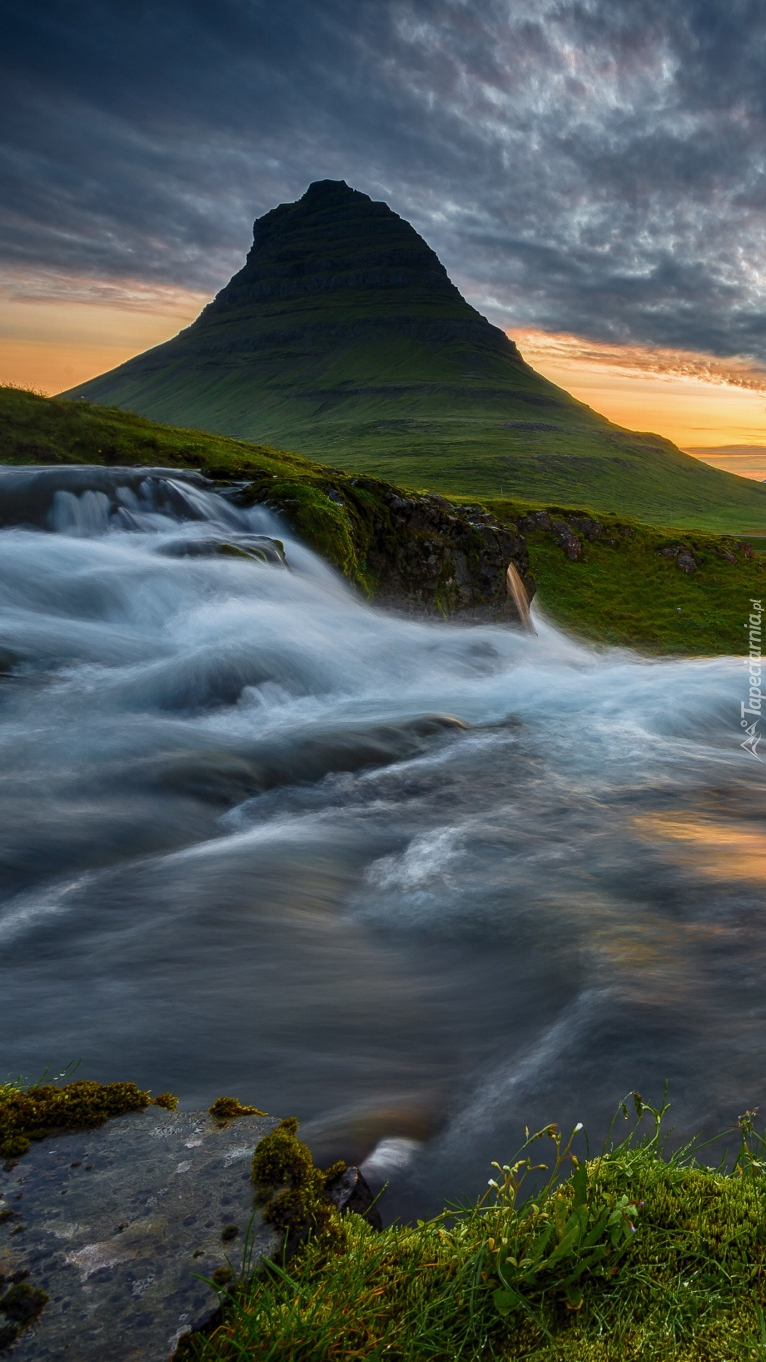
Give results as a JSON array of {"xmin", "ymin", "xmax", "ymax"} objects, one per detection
[{"xmin": 0, "ymin": 465, "xmax": 762, "ymax": 1213}]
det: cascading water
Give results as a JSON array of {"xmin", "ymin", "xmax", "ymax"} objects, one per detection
[{"xmin": 1, "ymin": 466, "xmax": 764, "ymax": 1216}]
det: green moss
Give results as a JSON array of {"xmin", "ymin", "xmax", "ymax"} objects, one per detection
[
  {"xmin": 251, "ymin": 1116, "xmax": 347, "ymax": 1244},
  {"xmin": 0, "ymin": 1079, "xmax": 178, "ymax": 1158},
  {"xmin": 208, "ymin": 1096, "xmax": 267, "ymax": 1122},
  {"xmin": 261, "ymin": 480, "xmax": 366, "ymax": 588},
  {"xmin": 0, "ymin": 1280, "xmax": 49, "ymax": 1349},
  {"xmin": 211, "ymin": 1267, "xmax": 234, "ymax": 1288},
  {"xmin": 152, "ymin": 1091, "xmax": 180, "ymax": 1111}
]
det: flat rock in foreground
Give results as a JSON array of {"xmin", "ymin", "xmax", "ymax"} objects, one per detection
[{"xmin": 0, "ymin": 1109, "xmax": 279, "ymax": 1360}]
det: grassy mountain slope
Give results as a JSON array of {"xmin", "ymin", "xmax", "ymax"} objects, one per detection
[
  {"xmin": 63, "ymin": 180, "xmax": 766, "ymax": 536},
  {"xmin": 2, "ymin": 386, "xmax": 763, "ymax": 655}
]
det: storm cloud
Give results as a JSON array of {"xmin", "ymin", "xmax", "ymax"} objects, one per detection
[{"xmin": 4, "ymin": 0, "xmax": 766, "ymax": 360}]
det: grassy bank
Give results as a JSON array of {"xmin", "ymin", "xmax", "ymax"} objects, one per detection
[
  {"xmin": 185, "ymin": 1095, "xmax": 766, "ymax": 1362},
  {"xmin": 490, "ymin": 501, "xmax": 766, "ymax": 656},
  {"xmin": 2, "ymin": 387, "xmax": 764, "ymax": 654},
  {"xmin": 3, "ymin": 1075, "xmax": 766, "ymax": 1360}
]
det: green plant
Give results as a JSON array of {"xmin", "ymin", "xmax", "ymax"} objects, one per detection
[
  {"xmin": 251, "ymin": 1116, "xmax": 346, "ymax": 1245},
  {"xmin": 486, "ymin": 1123, "xmax": 639, "ymax": 1317},
  {"xmin": 180, "ymin": 1092, "xmax": 766, "ymax": 1362}
]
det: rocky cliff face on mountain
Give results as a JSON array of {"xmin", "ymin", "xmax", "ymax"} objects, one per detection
[{"xmin": 205, "ymin": 179, "xmax": 502, "ymax": 326}]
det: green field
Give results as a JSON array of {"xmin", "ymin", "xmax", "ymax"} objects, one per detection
[
  {"xmin": 61, "ymin": 180, "xmax": 766, "ymax": 536},
  {"xmin": 504, "ymin": 502, "xmax": 766, "ymax": 656}
]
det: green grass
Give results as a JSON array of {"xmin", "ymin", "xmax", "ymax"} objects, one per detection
[
  {"xmin": 181, "ymin": 1096, "xmax": 766, "ymax": 1362},
  {"xmin": 2, "ymin": 387, "xmax": 764, "ymax": 655},
  {"xmin": 0, "ymin": 383, "xmax": 327, "ymax": 481},
  {"xmin": 489, "ymin": 501, "xmax": 766, "ymax": 655}
]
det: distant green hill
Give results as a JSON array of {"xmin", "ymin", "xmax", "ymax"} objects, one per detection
[{"xmin": 63, "ymin": 179, "xmax": 766, "ymax": 534}]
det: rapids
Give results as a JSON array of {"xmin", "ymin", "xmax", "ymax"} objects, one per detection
[{"xmin": 1, "ymin": 465, "xmax": 764, "ymax": 1216}]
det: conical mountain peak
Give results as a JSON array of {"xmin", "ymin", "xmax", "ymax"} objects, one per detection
[
  {"xmin": 64, "ymin": 180, "xmax": 758, "ymax": 532},
  {"xmin": 204, "ymin": 178, "xmax": 466, "ymax": 318}
]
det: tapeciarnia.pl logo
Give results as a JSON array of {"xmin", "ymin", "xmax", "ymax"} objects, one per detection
[{"xmin": 740, "ymin": 597, "xmax": 763, "ymax": 759}]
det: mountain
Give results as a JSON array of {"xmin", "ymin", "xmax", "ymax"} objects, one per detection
[{"xmin": 64, "ymin": 180, "xmax": 766, "ymax": 534}]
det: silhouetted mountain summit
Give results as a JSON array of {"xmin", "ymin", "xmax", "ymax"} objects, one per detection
[
  {"xmin": 190, "ymin": 176, "xmax": 525, "ymax": 362},
  {"xmin": 208, "ymin": 178, "xmax": 479, "ymax": 315}
]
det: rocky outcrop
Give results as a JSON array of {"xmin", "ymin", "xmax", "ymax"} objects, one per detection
[
  {"xmin": 241, "ymin": 474, "xmax": 535, "ymax": 625},
  {"xmin": 205, "ymin": 179, "xmax": 484, "ymax": 316},
  {"xmin": 0, "ymin": 1105, "xmax": 386, "ymax": 1362},
  {"xmin": 658, "ymin": 543, "xmax": 697, "ymax": 573},
  {"xmin": 0, "ymin": 460, "xmax": 534, "ymax": 628},
  {"xmin": 360, "ymin": 488, "xmax": 533, "ymax": 619},
  {"xmin": 325, "ymin": 1166, "xmax": 382, "ymax": 1231}
]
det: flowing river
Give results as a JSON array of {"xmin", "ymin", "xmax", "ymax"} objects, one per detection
[{"xmin": 1, "ymin": 466, "xmax": 764, "ymax": 1216}]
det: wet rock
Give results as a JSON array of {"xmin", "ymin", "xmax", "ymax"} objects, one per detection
[
  {"xmin": 0, "ymin": 1108, "xmax": 278, "ymax": 1361},
  {"xmin": 118, "ymin": 714, "xmax": 466, "ymax": 807},
  {"xmin": 0, "ymin": 467, "xmax": 210, "ymax": 531},
  {"xmin": 364, "ymin": 488, "xmax": 533, "ymax": 623},
  {"xmin": 156, "ymin": 535, "xmax": 286, "ymax": 566},
  {"xmin": 325, "ymin": 1167, "xmax": 382, "ymax": 1232},
  {"xmin": 715, "ymin": 546, "xmax": 737, "ymax": 564}
]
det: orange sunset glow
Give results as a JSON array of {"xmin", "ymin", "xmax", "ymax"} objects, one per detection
[
  {"xmin": 0, "ymin": 273, "xmax": 206, "ymax": 397},
  {"xmin": 511, "ymin": 329, "xmax": 766, "ymax": 479}
]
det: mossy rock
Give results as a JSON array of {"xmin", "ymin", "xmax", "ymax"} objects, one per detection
[
  {"xmin": 0, "ymin": 1080, "xmax": 178, "ymax": 1158},
  {"xmin": 251, "ymin": 1116, "xmax": 347, "ymax": 1246}
]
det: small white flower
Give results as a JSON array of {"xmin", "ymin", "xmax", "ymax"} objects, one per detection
[{"xmin": 574, "ymin": 1122, "xmax": 583, "ymax": 1133}]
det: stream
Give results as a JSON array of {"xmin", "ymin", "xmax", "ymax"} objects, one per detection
[{"xmin": 1, "ymin": 465, "xmax": 764, "ymax": 1217}]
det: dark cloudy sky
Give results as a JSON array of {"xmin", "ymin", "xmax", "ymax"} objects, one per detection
[{"xmin": 4, "ymin": 0, "xmax": 766, "ymax": 453}]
